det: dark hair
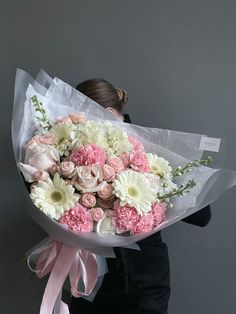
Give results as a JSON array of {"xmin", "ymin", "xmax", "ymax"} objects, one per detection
[{"xmin": 76, "ymin": 78, "xmax": 128, "ymax": 113}]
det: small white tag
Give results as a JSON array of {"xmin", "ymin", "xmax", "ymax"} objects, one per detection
[{"xmin": 199, "ymin": 136, "xmax": 221, "ymax": 152}]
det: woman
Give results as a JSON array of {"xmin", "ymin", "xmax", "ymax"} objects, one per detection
[{"xmin": 70, "ymin": 78, "xmax": 211, "ymax": 314}]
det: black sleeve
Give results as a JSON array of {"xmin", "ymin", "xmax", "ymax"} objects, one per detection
[{"xmin": 182, "ymin": 205, "xmax": 211, "ymax": 227}]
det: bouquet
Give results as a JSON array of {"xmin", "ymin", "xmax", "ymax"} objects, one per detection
[{"xmin": 12, "ymin": 68, "xmax": 236, "ymax": 314}]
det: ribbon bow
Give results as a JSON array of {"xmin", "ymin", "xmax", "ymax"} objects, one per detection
[{"xmin": 27, "ymin": 238, "xmax": 99, "ymax": 314}]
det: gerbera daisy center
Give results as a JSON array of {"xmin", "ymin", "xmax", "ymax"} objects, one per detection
[
  {"xmin": 128, "ymin": 187, "xmax": 138, "ymax": 198},
  {"xmin": 51, "ymin": 191, "xmax": 63, "ymax": 202}
]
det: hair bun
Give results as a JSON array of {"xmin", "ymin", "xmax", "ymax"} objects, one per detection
[{"xmin": 116, "ymin": 88, "xmax": 128, "ymax": 104}]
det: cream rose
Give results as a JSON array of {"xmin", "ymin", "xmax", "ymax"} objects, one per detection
[
  {"xmin": 75, "ymin": 165, "xmax": 106, "ymax": 193},
  {"xmin": 25, "ymin": 144, "xmax": 60, "ymax": 171},
  {"xmin": 26, "ymin": 134, "xmax": 56, "ymax": 148},
  {"xmin": 98, "ymin": 183, "xmax": 114, "ymax": 200},
  {"xmin": 96, "ymin": 210, "xmax": 116, "ymax": 234},
  {"xmin": 58, "ymin": 161, "xmax": 76, "ymax": 178}
]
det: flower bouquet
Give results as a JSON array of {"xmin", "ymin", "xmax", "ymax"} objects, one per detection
[{"xmin": 12, "ymin": 68, "xmax": 236, "ymax": 314}]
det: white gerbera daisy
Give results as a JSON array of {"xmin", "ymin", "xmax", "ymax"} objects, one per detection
[
  {"xmin": 50, "ymin": 122, "xmax": 75, "ymax": 156},
  {"xmin": 30, "ymin": 173, "xmax": 80, "ymax": 220},
  {"xmin": 112, "ymin": 170, "xmax": 156, "ymax": 215},
  {"xmin": 147, "ymin": 153, "xmax": 172, "ymax": 178}
]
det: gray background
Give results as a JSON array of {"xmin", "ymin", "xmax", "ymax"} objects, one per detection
[{"xmin": 1, "ymin": 0, "xmax": 236, "ymax": 313}]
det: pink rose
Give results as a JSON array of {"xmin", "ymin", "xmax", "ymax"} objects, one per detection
[
  {"xmin": 70, "ymin": 144, "xmax": 106, "ymax": 166},
  {"xmin": 26, "ymin": 134, "xmax": 56, "ymax": 148},
  {"xmin": 98, "ymin": 183, "xmax": 114, "ymax": 200},
  {"xmin": 69, "ymin": 113, "xmax": 86, "ymax": 124},
  {"xmin": 75, "ymin": 165, "xmax": 105, "ymax": 192},
  {"xmin": 24, "ymin": 144, "xmax": 59, "ymax": 171},
  {"xmin": 131, "ymin": 213, "xmax": 155, "ymax": 234},
  {"xmin": 89, "ymin": 207, "xmax": 104, "ymax": 222},
  {"xmin": 128, "ymin": 135, "xmax": 144, "ymax": 151},
  {"xmin": 114, "ymin": 202, "xmax": 139, "ymax": 233},
  {"xmin": 106, "ymin": 156, "xmax": 124, "ymax": 173},
  {"xmin": 33, "ymin": 170, "xmax": 49, "ymax": 182},
  {"xmin": 102, "ymin": 164, "xmax": 116, "ymax": 181},
  {"xmin": 55, "ymin": 115, "xmax": 73, "ymax": 124},
  {"xmin": 58, "ymin": 161, "xmax": 75, "ymax": 178},
  {"xmin": 59, "ymin": 203, "xmax": 93, "ymax": 232},
  {"xmin": 151, "ymin": 202, "xmax": 166, "ymax": 226},
  {"xmin": 129, "ymin": 151, "xmax": 150, "ymax": 173},
  {"xmin": 80, "ymin": 193, "xmax": 96, "ymax": 208}
]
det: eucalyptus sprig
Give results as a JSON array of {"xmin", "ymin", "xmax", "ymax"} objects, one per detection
[
  {"xmin": 31, "ymin": 95, "xmax": 52, "ymax": 131},
  {"xmin": 158, "ymin": 179, "xmax": 196, "ymax": 201},
  {"xmin": 172, "ymin": 156, "xmax": 213, "ymax": 178}
]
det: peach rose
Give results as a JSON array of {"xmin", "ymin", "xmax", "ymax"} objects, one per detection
[
  {"xmin": 69, "ymin": 113, "xmax": 86, "ymax": 124},
  {"xmin": 55, "ymin": 115, "xmax": 73, "ymax": 124},
  {"xmin": 58, "ymin": 161, "xmax": 76, "ymax": 178},
  {"xmin": 98, "ymin": 183, "xmax": 114, "ymax": 200},
  {"xmin": 49, "ymin": 164, "xmax": 58, "ymax": 176},
  {"xmin": 26, "ymin": 134, "xmax": 56, "ymax": 148},
  {"xmin": 80, "ymin": 193, "xmax": 96, "ymax": 208},
  {"xmin": 106, "ymin": 156, "xmax": 124, "ymax": 173},
  {"xmin": 102, "ymin": 164, "xmax": 116, "ymax": 181},
  {"xmin": 24, "ymin": 144, "xmax": 59, "ymax": 171},
  {"xmin": 33, "ymin": 170, "xmax": 49, "ymax": 182},
  {"xmin": 89, "ymin": 207, "xmax": 104, "ymax": 221}
]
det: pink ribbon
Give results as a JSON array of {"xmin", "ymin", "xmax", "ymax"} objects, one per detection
[{"xmin": 27, "ymin": 238, "xmax": 99, "ymax": 314}]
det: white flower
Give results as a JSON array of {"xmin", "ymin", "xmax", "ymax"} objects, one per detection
[
  {"xmin": 147, "ymin": 153, "xmax": 172, "ymax": 178},
  {"xmin": 144, "ymin": 173, "xmax": 161, "ymax": 194},
  {"xmin": 49, "ymin": 122, "xmax": 75, "ymax": 156},
  {"xmin": 73, "ymin": 121, "xmax": 132, "ymax": 156},
  {"xmin": 112, "ymin": 170, "xmax": 156, "ymax": 215},
  {"xmin": 30, "ymin": 173, "xmax": 80, "ymax": 220}
]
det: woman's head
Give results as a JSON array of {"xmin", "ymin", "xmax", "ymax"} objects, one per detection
[{"xmin": 75, "ymin": 78, "xmax": 128, "ymax": 120}]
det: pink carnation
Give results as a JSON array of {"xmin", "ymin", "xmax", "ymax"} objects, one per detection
[
  {"xmin": 128, "ymin": 135, "xmax": 144, "ymax": 151},
  {"xmin": 70, "ymin": 144, "xmax": 106, "ymax": 166},
  {"xmin": 131, "ymin": 213, "xmax": 155, "ymax": 234},
  {"xmin": 129, "ymin": 151, "xmax": 150, "ymax": 173},
  {"xmin": 151, "ymin": 202, "xmax": 166, "ymax": 226},
  {"xmin": 59, "ymin": 203, "xmax": 93, "ymax": 232},
  {"xmin": 106, "ymin": 156, "xmax": 124, "ymax": 173},
  {"xmin": 119, "ymin": 152, "xmax": 132, "ymax": 168},
  {"xmin": 55, "ymin": 115, "xmax": 73, "ymax": 124},
  {"xmin": 114, "ymin": 202, "xmax": 139, "ymax": 233}
]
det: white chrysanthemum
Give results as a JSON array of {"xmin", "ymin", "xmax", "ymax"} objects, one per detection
[
  {"xmin": 147, "ymin": 153, "xmax": 172, "ymax": 178},
  {"xmin": 112, "ymin": 170, "xmax": 156, "ymax": 215},
  {"xmin": 30, "ymin": 173, "xmax": 80, "ymax": 220},
  {"xmin": 73, "ymin": 121, "xmax": 132, "ymax": 155},
  {"xmin": 50, "ymin": 122, "xmax": 75, "ymax": 156}
]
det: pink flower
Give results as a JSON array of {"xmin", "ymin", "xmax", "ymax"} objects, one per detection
[
  {"xmin": 55, "ymin": 116, "xmax": 73, "ymax": 124},
  {"xmin": 59, "ymin": 203, "xmax": 93, "ymax": 232},
  {"xmin": 129, "ymin": 151, "xmax": 150, "ymax": 173},
  {"xmin": 26, "ymin": 135, "xmax": 56, "ymax": 148},
  {"xmin": 69, "ymin": 113, "xmax": 86, "ymax": 124},
  {"xmin": 128, "ymin": 135, "xmax": 144, "ymax": 151},
  {"xmin": 114, "ymin": 202, "xmax": 139, "ymax": 233},
  {"xmin": 151, "ymin": 202, "xmax": 166, "ymax": 226},
  {"xmin": 98, "ymin": 183, "xmax": 114, "ymax": 200},
  {"xmin": 79, "ymin": 193, "xmax": 96, "ymax": 208},
  {"xmin": 119, "ymin": 152, "xmax": 131, "ymax": 168},
  {"xmin": 33, "ymin": 170, "xmax": 49, "ymax": 182},
  {"xmin": 106, "ymin": 156, "xmax": 124, "ymax": 173},
  {"xmin": 131, "ymin": 213, "xmax": 155, "ymax": 234},
  {"xmin": 70, "ymin": 144, "xmax": 106, "ymax": 166},
  {"xmin": 49, "ymin": 164, "xmax": 58, "ymax": 176},
  {"xmin": 89, "ymin": 207, "xmax": 104, "ymax": 222},
  {"xmin": 102, "ymin": 164, "xmax": 116, "ymax": 181},
  {"xmin": 58, "ymin": 161, "xmax": 75, "ymax": 177},
  {"xmin": 75, "ymin": 165, "xmax": 104, "ymax": 192}
]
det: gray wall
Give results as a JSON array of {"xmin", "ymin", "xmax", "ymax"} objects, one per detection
[{"xmin": 1, "ymin": 1, "xmax": 236, "ymax": 313}]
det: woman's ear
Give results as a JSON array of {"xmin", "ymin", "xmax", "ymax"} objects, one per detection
[{"xmin": 106, "ymin": 106, "xmax": 115, "ymax": 114}]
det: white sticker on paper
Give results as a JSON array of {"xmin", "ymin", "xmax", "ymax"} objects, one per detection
[{"xmin": 199, "ymin": 136, "xmax": 221, "ymax": 152}]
